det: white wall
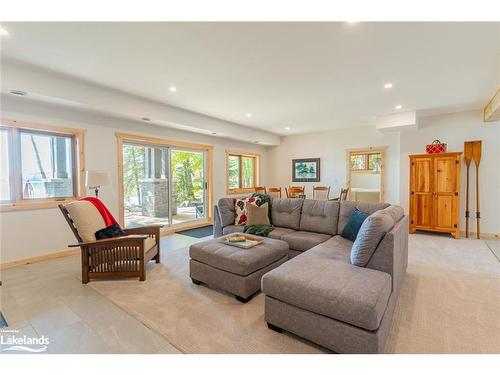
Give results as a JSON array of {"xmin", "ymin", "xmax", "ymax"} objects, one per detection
[
  {"xmin": 0, "ymin": 98, "xmax": 269, "ymax": 262},
  {"xmin": 399, "ymin": 110, "xmax": 500, "ymax": 234},
  {"xmin": 351, "ymin": 173, "xmax": 381, "ymax": 190},
  {"xmin": 267, "ymin": 127, "xmax": 401, "ymax": 204},
  {"xmin": 267, "ymin": 109, "xmax": 500, "ymax": 235}
]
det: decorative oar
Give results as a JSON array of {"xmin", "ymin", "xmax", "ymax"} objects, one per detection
[
  {"xmin": 463, "ymin": 142, "xmax": 473, "ymax": 238},
  {"xmin": 472, "ymin": 141, "xmax": 482, "ymax": 239}
]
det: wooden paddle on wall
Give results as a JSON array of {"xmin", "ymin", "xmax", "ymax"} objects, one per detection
[
  {"xmin": 463, "ymin": 142, "xmax": 473, "ymax": 237},
  {"xmin": 472, "ymin": 141, "xmax": 482, "ymax": 239}
]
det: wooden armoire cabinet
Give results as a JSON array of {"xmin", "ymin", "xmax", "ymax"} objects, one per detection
[{"xmin": 409, "ymin": 152, "xmax": 462, "ymax": 238}]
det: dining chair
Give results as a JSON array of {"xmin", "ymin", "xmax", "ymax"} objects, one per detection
[
  {"xmin": 254, "ymin": 186, "xmax": 267, "ymax": 194},
  {"xmin": 286, "ymin": 186, "xmax": 305, "ymax": 198},
  {"xmin": 331, "ymin": 187, "xmax": 350, "ymax": 202},
  {"xmin": 313, "ymin": 186, "xmax": 330, "ymax": 200},
  {"xmin": 267, "ymin": 187, "xmax": 282, "ymax": 198}
]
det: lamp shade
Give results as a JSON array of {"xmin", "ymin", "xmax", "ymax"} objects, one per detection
[{"xmin": 85, "ymin": 171, "xmax": 109, "ymax": 188}]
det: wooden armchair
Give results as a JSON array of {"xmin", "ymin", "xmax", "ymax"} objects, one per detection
[{"xmin": 59, "ymin": 202, "xmax": 161, "ymax": 284}]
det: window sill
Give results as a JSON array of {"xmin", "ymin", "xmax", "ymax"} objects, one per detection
[
  {"xmin": 350, "ymin": 170, "xmax": 381, "ymax": 174},
  {"xmin": 0, "ymin": 198, "xmax": 79, "ymax": 212},
  {"xmin": 226, "ymin": 188, "xmax": 255, "ymax": 195}
]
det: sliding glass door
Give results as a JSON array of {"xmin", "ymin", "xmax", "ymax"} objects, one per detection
[
  {"xmin": 123, "ymin": 142, "xmax": 170, "ymax": 227},
  {"xmin": 171, "ymin": 148, "xmax": 206, "ymax": 225},
  {"xmin": 121, "ymin": 141, "xmax": 207, "ymax": 228}
]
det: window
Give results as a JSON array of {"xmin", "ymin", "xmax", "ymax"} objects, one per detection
[
  {"xmin": 350, "ymin": 152, "xmax": 381, "ymax": 173},
  {"xmin": 0, "ymin": 120, "xmax": 85, "ymax": 210},
  {"xmin": 226, "ymin": 151, "xmax": 259, "ymax": 193},
  {"xmin": 0, "ymin": 128, "xmax": 11, "ymax": 202},
  {"xmin": 20, "ymin": 130, "xmax": 75, "ymax": 199}
]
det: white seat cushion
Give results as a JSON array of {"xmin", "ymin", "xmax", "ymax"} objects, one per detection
[
  {"xmin": 65, "ymin": 201, "xmax": 106, "ymax": 242},
  {"xmin": 144, "ymin": 237, "xmax": 157, "ymax": 253}
]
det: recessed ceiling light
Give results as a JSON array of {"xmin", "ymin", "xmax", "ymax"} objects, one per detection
[
  {"xmin": 395, "ymin": 104, "xmax": 402, "ymax": 110},
  {"xmin": 384, "ymin": 83, "xmax": 393, "ymax": 89},
  {"xmin": 141, "ymin": 117, "xmax": 151, "ymax": 121},
  {"xmin": 10, "ymin": 90, "xmax": 27, "ymax": 96},
  {"xmin": 284, "ymin": 126, "xmax": 291, "ymax": 131},
  {"xmin": 0, "ymin": 27, "xmax": 9, "ymax": 37},
  {"xmin": 246, "ymin": 113, "xmax": 253, "ymax": 118},
  {"xmin": 169, "ymin": 86, "xmax": 177, "ymax": 92}
]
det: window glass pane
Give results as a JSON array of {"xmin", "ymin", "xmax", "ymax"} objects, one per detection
[
  {"xmin": 0, "ymin": 128, "xmax": 11, "ymax": 201},
  {"xmin": 368, "ymin": 153, "xmax": 381, "ymax": 171},
  {"xmin": 350, "ymin": 154, "xmax": 366, "ymax": 170},
  {"xmin": 242, "ymin": 156, "xmax": 255, "ymax": 188},
  {"xmin": 20, "ymin": 131, "xmax": 74, "ymax": 199},
  {"xmin": 228, "ymin": 155, "xmax": 240, "ymax": 189}
]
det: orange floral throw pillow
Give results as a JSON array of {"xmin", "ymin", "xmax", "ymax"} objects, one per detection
[{"xmin": 234, "ymin": 197, "xmax": 263, "ymax": 225}]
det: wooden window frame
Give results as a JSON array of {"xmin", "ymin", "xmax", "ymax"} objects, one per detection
[
  {"xmin": 349, "ymin": 151, "xmax": 382, "ymax": 174},
  {"xmin": 0, "ymin": 119, "xmax": 86, "ymax": 211},
  {"xmin": 346, "ymin": 146, "xmax": 387, "ymax": 202},
  {"xmin": 225, "ymin": 150, "xmax": 260, "ymax": 195}
]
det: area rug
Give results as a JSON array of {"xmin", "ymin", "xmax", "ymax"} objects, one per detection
[
  {"xmin": 485, "ymin": 239, "xmax": 500, "ymax": 262},
  {"xmin": 89, "ymin": 234, "xmax": 500, "ymax": 354},
  {"xmin": 177, "ymin": 225, "xmax": 213, "ymax": 238}
]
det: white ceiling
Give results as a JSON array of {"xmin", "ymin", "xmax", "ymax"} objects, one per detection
[{"xmin": 1, "ymin": 22, "xmax": 499, "ymax": 135}]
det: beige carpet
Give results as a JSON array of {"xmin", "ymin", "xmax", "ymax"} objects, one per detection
[{"xmin": 90, "ymin": 233, "xmax": 500, "ymax": 354}]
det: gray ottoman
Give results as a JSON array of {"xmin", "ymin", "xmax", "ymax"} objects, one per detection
[{"xmin": 189, "ymin": 236, "xmax": 289, "ymax": 303}]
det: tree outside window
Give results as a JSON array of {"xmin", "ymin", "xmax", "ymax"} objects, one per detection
[{"xmin": 226, "ymin": 152, "xmax": 258, "ymax": 193}]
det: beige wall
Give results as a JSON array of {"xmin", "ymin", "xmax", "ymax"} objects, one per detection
[{"xmin": 0, "ymin": 100, "xmax": 269, "ymax": 263}]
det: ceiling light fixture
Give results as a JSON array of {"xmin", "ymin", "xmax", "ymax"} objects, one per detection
[
  {"xmin": 169, "ymin": 86, "xmax": 177, "ymax": 92},
  {"xmin": 10, "ymin": 90, "xmax": 27, "ymax": 96},
  {"xmin": 384, "ymin": 83, "xmax": 393, "ymax": 89},
  {"xmin": 246, "ymin": 113, "xmax": 253, "ymax": 118},
  {"xmin": 141, "ymin": 117, "xmax": 151, "ymax": 121},
  {"xmin": 0, "ymin": 27, "xmax": 9, "ymax": 37},
  {"xmin": 284, "ymin": 126, "xmax": 291, "ymax": 131},
  {"xmin": 395, "ymin": 104, "xmax": 402, "ymax": 110}
]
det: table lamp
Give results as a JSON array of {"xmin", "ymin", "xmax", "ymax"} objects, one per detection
[{"xmin": 85, "ymin": 171, "xmax": 109, "ymax": 198}]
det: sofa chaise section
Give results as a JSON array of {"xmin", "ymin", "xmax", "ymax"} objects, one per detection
[
  {"xmin": 262, "ymin": 203, "xmax": 408, "ymax": 354},
  {"xmin": 262, "ymin": 248, "xmax": 392, "ymax": 331}
]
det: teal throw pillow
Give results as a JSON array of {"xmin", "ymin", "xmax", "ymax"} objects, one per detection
[{"xmin": 341, "ymin": 208, "xmax": 369, "ymax": 241}]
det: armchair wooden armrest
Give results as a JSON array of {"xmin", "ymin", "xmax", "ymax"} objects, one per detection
[
  {"xmin": 69, "ymin": 234, "xmax": 149, "ymax": 247},
  {"xmin": 123, "ymin": 224, "xmax": 163, "ymax": 235}
]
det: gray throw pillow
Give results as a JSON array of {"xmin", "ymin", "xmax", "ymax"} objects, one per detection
[
  {"xmin": 246, "ymin": 202, "xmax": 270, "ymax": 226},
  {"xmin": 350, "ymin": 211, "xmax": 395, "ymax": 267}
]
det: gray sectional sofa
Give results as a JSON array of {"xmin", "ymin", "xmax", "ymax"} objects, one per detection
[{"xmin": 213, "ymin": 197, "xmax": 408, "ymax": 353}]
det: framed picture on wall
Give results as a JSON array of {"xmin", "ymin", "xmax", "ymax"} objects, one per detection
[{"xmin": 292, "ymin": 158, "xmax": 320, "ymax": 182}]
